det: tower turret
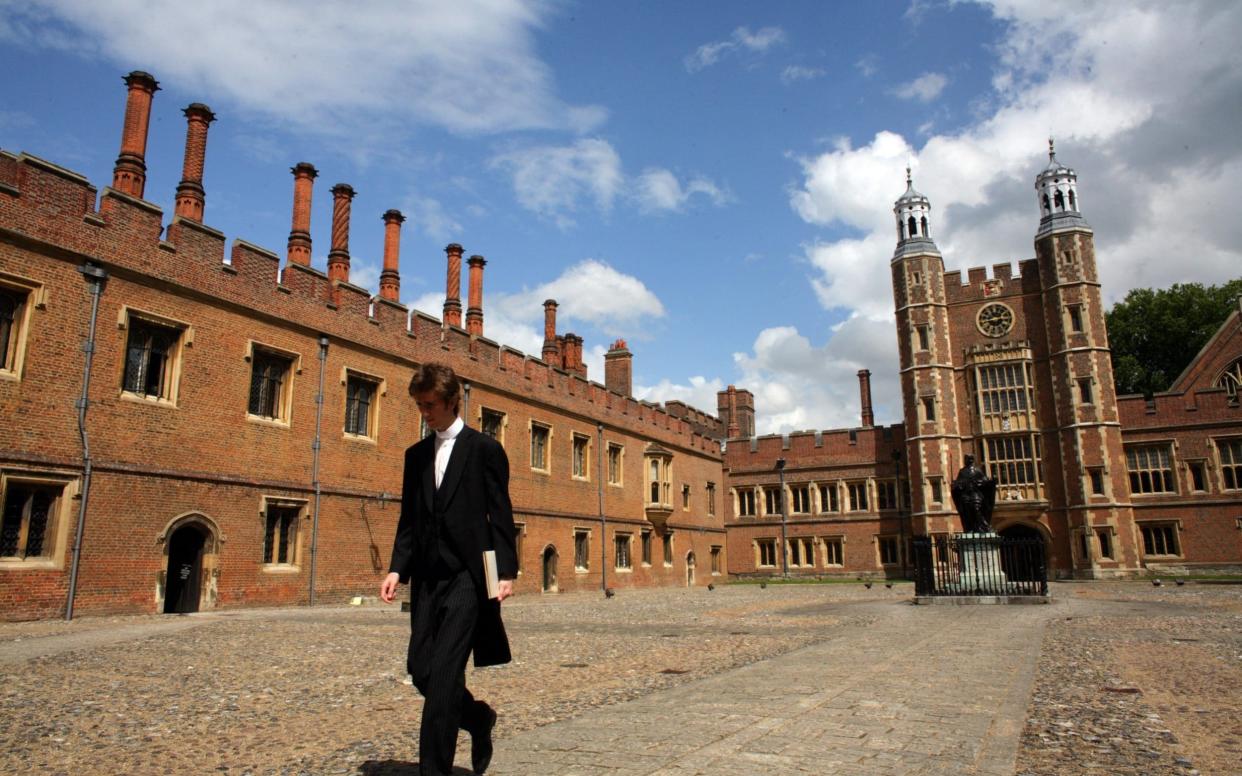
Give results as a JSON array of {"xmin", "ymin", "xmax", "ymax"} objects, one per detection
[
  {"xmin": 893, "ymin": 167, "xmax": 937, "ymax": 256},
  {"xmin": 1035, "ymin": 138, "xmax": 1088, "ymax": 234}
]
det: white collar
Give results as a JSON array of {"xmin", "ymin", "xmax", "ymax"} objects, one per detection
[{"xmin": 436, "ymin": 416, "xmax": 465, "ymax": 441}]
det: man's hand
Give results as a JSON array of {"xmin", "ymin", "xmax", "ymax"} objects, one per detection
[
  {"xmin": 380, "ymin": 571, "xmax": 401, "ymax": 603},
  {"xmin": 497, "ymin": 579, "xmax": 514, "ymax": 602}
]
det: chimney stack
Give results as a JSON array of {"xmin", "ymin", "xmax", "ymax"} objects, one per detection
[
  {"xmin": 327, "ymin": 183, "xmax": 355, "ymax": 285},
  {"xmin": 443, "ymin": 244, "xmax": 463, "ymax": 327},
  {"xmin": 564, "ymin": 334, "xmax": 586, "ymax": 378},
  {"xmin": 173, "ymin": 103, "xmax": 215, "ymax": 221},
  {"xmin": 725, "ymin": 385, "xmax": 741, "ymax": 438},
  {"xmin": 111, "ymin": 71, "xmax": 161, "ymax": 198},
  {"xmin": 858, "ymin": 369, "xmax": 875, "ymax": 427},
  {"xmin": 466, "ymin": 254, "xmax": 486, "ymax": 336},
  {"xmin": 379, "ymin": 209, "xmax": 404, "ymax": 302},
  {"xmin": 287, "ymin": 163, "xmax": 318, "ymax": 266},
  {"xmin": 604, "ymin": 339, "xmax": 633, "ymax": 397},
  {"xmin": 542, "ymin": 300, "xmax": 560, "ymax": 363}
]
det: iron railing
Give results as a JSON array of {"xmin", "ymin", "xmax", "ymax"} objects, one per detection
[{"xmin": 912, "ymin": 533, "xmax": 1048, "ymax": 596}]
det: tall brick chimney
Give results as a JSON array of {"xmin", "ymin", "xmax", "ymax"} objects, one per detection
[
  {"xmin": 378, "ymin": 209, "xmax": 404, "ymax": 302},
  {"xmin": 604, "ymin": 339, "xmax": 632, "ymax": 397},
  {"xmin": 858, "ymin": 368, "xmax": 875, "ymax": 427},
  {"xmin": 443, "ymin": 243, "xmax": 463, "ymax": 327},
  {"xmin": 465, "ymin": 254, "xmax": 486, "ymax": 336},
  {"xmin": 563, "ymin": 334, "xmax": 586, "ymax": 378},
  {"xmin": 173, "ymin": 103, "xmax": 215, "ymax": 221},
  {"xmin": 542, "ymin": 300, "xmax": 560, "ymax": 363},
  {"xmin": 725, "ymin": 385, "xmax": 741, "ymax": 438},
  {"xmin": 287, "ymin": 163, "xmax": 318, "ymax": 266},
  {"xmin": 111, "ymin": 71, "xmax": 160, "ymax": 198},
  {"xmin": 327, "ymin": 183, "xmax": 355, "ymax": 284}
]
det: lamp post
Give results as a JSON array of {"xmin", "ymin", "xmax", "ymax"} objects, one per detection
[
  {"xmin": 892, "ymin": 449, "xmax": 907, "ymax": 578},
  {"xmin": 776, "ymin": 457, "xmax": 788, "ymax": 578}
]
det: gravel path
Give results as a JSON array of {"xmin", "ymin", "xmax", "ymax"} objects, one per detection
[{"xmin": 1, "ymin": 581, "xmax": 1238, "ymax": 775}]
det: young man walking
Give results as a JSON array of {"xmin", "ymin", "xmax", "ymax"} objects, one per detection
[{"xmin": 380, "ymin": 362, "xmax": 517, "ymax": 775}]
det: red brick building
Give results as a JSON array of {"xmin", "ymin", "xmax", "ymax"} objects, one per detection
[
  {"xmin": 0, "ymin": 73, "xmax": 727, "ymax": 620},
  {"xmin": 724, "ymin": 150, "xmax": 1242, "ymax": 579}
]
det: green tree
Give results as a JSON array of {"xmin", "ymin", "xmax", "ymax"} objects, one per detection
[{"xmin": 1107, "ymin": 279, "xmax": 1242, "ymax": 396}]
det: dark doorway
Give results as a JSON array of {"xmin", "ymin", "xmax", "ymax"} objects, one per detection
[
  {"xmin": 998, "ymin": 524, "xmax": 1045, "ymax": 582},
  {"xmin": 541, "ymin": 546, "xmax": 558, "ymax": 593},
  {"xmin": 165, "ymin": 523, "xmax": 206, "ymax": 613}
]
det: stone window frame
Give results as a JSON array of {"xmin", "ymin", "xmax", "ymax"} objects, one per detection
[
  {"xmin": 1087, "ymin": 467, "xmax": 1106, "ymax": 497},
  {"xmin": 640, "ymin": 529, "xmax": 652, "ymax": 566},
  {"xmin": 662, "ymin": 532, "xmax": 674, "ymax": 567},
  {"xmin": 606, "ymin": 442, "xmax": 624, "ymax": 487},
  {"xmin": 1138, "ymin": 520, "xmax": 1182, "ymax": 559},
  {"xmin": 572, "ymin": 527, "xmax": 590, "ymax": 572},
  {"xmin": 821, "ymin": 535, "xmax": 845, "ymax": 567},
  {"xmin": 929, "ymin": 477, "xmax": 944, "ymax": 506},
  {"xmin": 877, "ymin": 535, "xmax": 901, "ymax": 566},
  {"xmin": 710, "ymin": 545, "xmax": 722, "ymax": 575},
  {"xmin": 341, "ymin": 367, "xmax": 385, "ymax": 443},
  {"xmin": 1184, "ymin": 459, "xmax": 1208, "ymax": 493},
  {"xmin": 736, "ymin": 487, "xmax": 756, "ymax": 517},
  {"xmin": 755, "ymin": 537, "xmax": 777, "ymax": 569},
  {"xmin": 479, "ymin": 406, "xmax": 507, "ymax": 447},
  {"xmin": 920, "ymin": 395, "xmax": 936, "ymax": 422},
  {"xmin": 513, "ymin": 521, "xmax": 525, "ymax": 575},
  {"xmin": 705, "ymin": 482, "xmax": 717, "ymax": 516},
  {"xmin": 1066, "ymin": 303, "xmax": 1084, "ymax": 333},
  {"xmin": 244, "ymin": 340, "xmax": 302, "ymax": 427},
  {"xmin": 763, "ymin": 485, "xmax": 782, "ymax": 516},
  {"xmin": 1076, "ymin": 376, "xmax": 1094, "ymax": 406},
  {"xmin": 1125, "ymin": 442, "xmax": 1176, "ymax": 495},
  {"xmin": 0, "ymin": 271, "xmax": 46, "ymax": 383},
  {"xmin": 259, "ymin": 495, "xmax": 307, "ymax": 572},
  {"xmin": 681, "ymin": 483, "xmax": 691, "ymax": 511},
  {"xmin": 529, "ymin": 420, "xmax": 552, "ymax": 475},
  {"xmin": 876, "ymin": 479, "xmax": 899, "ymax": 511},
  {"xmin": 819, "ymin": 482, "xmax": 840, "ymax": 513},
  {"xmin": 914, "ymin": 323, "xmax": 930, "ymax": 352},
  {"xmin": 1095, "ymin": 526, "xmax": 1116, "ymax": 561},
  {"xmin": 613, "ymin": 532, "xmax": 633, "ymax": 572},
  {"xmin": 117, "ymin": 306, "xmax": 192, "ymax": 408},
  {"xmin": 0, "ymin": 469, "xmax": 78, "ymax": 571},
  {"xmin": 846, "ymin": 480, "xmax": 869, "ymax": 512},
  {"xmin": 786, "ymin": 536, "xmax": 815, "ymax": 568},
  {"xmin": 788, "ymin": 483, "xmax": 811, "ymax": 514},
  {"xmin": 1215, "ymin": 437, "xmax": 1242, "ymax": 491},
  {"xmin": 645, "ymin": 451, "xmax": 673, "ymax": 509},
  {"xmin": 571, "ymin": 431, "xmax": 591, "ymax": 481}
]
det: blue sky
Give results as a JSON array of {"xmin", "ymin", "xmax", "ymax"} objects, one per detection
[{"xmin": 3, "ymin": 1, "xmax": 1240, "ymax": 433}]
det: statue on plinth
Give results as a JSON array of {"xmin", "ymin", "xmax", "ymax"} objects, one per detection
[{"xmin": 950, "ymin": 454, "xmax": 998, "ymax": 533}]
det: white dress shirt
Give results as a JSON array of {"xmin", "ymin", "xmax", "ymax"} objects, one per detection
[{"xmin": 434, "ymin": 416, "xmax": 465, "ymax": 489}]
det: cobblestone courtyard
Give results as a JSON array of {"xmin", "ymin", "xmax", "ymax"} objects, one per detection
[{"xmin": 1, "ymin": 582, "xmax": 1238, "ymax": 775}]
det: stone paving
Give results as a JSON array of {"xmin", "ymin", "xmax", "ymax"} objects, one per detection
[{"xmin": 0, "ymin": 582, "xmax": 1238, "ymax": 775}]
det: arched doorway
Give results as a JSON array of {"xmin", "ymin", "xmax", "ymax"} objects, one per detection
[
  {"xmin": 685, "ymin": 551, "xmax": 696, "ymax": 587},
  {"xmin": 165, "ymin": 523, "xmax": 207, "ymax": 613},
  {"xmin": 541, "ymin": 545, "xmax": 558, "ymax": 593},
  {"xmin": 997, "ymin": 523, "xmax": 1046, "ymax": 582}
]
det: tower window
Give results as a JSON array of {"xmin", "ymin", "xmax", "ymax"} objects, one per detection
[
  {"xmin": 1067, "ymin": 305, "xmax": 1083, "ymax": 333},
  {"xmin": 1088, "ymin": 468, "xmax": 1105, "ymax": 495},
  {"xmin": 1077, "ymin": 377, "xmax": 1094, "ymax": 405},
  {"xmin": 1054, "ymin": 190, "xmax": 1065, "ymax": 211},
  {"xmin": 907, "ymin": 216, "xmax": 917, "ymax": 237},
  {"xmin": 920, "ymin": 216, "xmax": 928, "ymax": 236},
  {"xmin": 915, "ymin": 324, "xmax": 930, "ymax": 351},
  {"xmin": 1068, "ymin": 190, "xmax": 1077, "ymax": 210},
  {"xmin": 1042, "ymin": 193, "xmax": 1051, "ymax": 214},
  {"xmin": 921, "ymin": 396, "xmax": 936, "ymax": 422}
]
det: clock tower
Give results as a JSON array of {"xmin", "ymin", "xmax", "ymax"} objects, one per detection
[
  {"xmin": 891, "ymin": 170, "xmax": 962, "ymax": 537},
  {"xmin": 1034, "ymin": 140, "xmax": 1139, "ymax": 576}
]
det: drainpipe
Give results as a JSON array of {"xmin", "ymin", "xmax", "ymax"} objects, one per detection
[
  {"xmin": 66, "ymin": 262, "xmax": 108, "ymax": 620},
  {"xmin": 598, "ymin": 423, "xmax": 607, "ymax": 595},
  {"xmin": 308, "ymin": 335, "xmax": 328, "ymax": 606},
  {"xmin": 776, "ymin": 457, "xmax": 788, "ymax": 578}
]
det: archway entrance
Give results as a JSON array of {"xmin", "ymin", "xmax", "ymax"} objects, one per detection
[
  {"xmin": 164, "ymin": 523, "xmax": 207, "ymax": 613},
  {"xmin": 685, "ymin": 551, "xmax": 696, "ymax": 587},
  {"xmin": 997, "ymin": 523, "xmax": 1046, "ymax": 582},
  {"xmin": 541, "ymin": 545, "xmax": 558, "ymax": 593}
]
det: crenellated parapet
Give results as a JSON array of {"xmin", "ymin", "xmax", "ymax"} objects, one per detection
[
  {"xmin": 724, "ymin": 424, "xmax": 905, "ymax": 473},
  {"xmin": 0, "ymin": 149, "xmax": 721, "ymax": 459},
  {"xmin": 942, "ymin": 259, "xmax": 1041, "ymax": 305}
]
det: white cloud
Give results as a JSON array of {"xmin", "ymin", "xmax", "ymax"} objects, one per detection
[
  {"xmin": 730, "ymin": 318, "xmax": 901, "ymax": 433},
  {"xmin": 4, "ymin": 0, "xmax": 606, "ymax": 137},
  {"xmin": 634, "ymin": 168, "xmax": 730, "ymax": 213},
  {"xmin": 855, "ymin": 54, "xmax": 879, "ymax": 78},
  {"xmin": 782, "ymin": 0, "xmax": 1242, "ymax": 428},
  {"xmin": 781, "ymin": 65, "xmax": 826, "ymax": 84},
  {"xmin": 407, "ymin": 259, "xmax": 665, "ymax": 360},
  {"xmin": 349, "ymin": 260, "xmax": 381, "ymax": 294},
  {"xmin": 685, "ymin": 26, "xmax": 786, "ymax": 72},
  {"xmin": 634, "ymin": 376, "xmax": 725, "ymax": 414},
  {"xmin": 892, "ymin": 72, "xmax": 948, "ymax": 102},
  {"xmin": 401, "ymin": 195, "xmax": 463, "ymax": 244},
  {"xmin": 490, "ymin": 139, "xmax": 623, "ymax": 228}
]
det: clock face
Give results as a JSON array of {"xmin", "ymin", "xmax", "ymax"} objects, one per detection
[{"xmin": 977, "ymin": 303, "xmax": 1014, "ymax": 337}]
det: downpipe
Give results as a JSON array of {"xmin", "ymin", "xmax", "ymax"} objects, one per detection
[
  {"xmin": 66, "ymin": 262, "xmax": 108, "ymax": 620},
  {"xmin": 308, "ymin": 335, "xmax": 328, "ymax": 606}
]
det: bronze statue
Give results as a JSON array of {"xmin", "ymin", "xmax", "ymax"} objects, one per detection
[{"xmin": 950, "ymin": 454, "xmax": 998, "ymax": 533}]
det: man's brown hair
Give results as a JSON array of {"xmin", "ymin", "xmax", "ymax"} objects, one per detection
[{"xmin": 409, "ymin": 362, "xmax": 462, "ymax": 412}]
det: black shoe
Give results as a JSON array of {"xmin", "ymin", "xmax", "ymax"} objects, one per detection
[{"xmin": 471, "ymin": 704, "xmax": 497, "ymax": 774}]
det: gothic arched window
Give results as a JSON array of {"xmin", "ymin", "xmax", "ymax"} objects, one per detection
[
  {"xmin": 1216, "ymin": 358, "xmax": 1242, "ymax": 397},
  {"xmin": 1068, "ymin": 190, "xmax": 1077, "ymax": 211},
  {"xmin": 1042, "ymin": 194, "xmax": 1051, "ymax": 213},
  {"xmin": 1054, "ymin": 190, "xmax": 1065, "ymax": 211},
  {"xmin": 920, "ymin": 216, "xmax": 928, "ymax": 237},
  {"xmin": 908, "ymin": 215, "xmax": 918, "ymax": 237}
]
